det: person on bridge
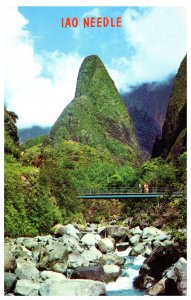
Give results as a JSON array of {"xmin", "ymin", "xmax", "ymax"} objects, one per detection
[
  {"xmin": 144, "ymin": 183, "xmax": 149, "ymax": 193},
  {"xmin": 138, "ymin": 183, "xmax": 142, "ymax": 193}
]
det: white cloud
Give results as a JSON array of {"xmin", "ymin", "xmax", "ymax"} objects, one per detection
[
  {"xmin": 4, "ymin": 7, "xmax": 83, "ymax": 128},
  {"xmin": 108, "ymin": 7, "xmax": 187, "ymax": 92},
  {"xmin": 82, "ymin": 8, "xmax": 101, "ymax": 18}
]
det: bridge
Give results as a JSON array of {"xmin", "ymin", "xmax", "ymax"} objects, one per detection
[{"xmin": 79, "ymin": 187, "xmax": 181, "ymax": 200}]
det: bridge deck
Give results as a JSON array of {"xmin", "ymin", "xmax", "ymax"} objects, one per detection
[{"xmin": 80, "ymin": 193, "xmax": 165, "ymax": 199}]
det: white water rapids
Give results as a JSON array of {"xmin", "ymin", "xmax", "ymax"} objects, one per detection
[{"xmin": 106, "ymin": 247, "xmax": 145, "ymax": 296}]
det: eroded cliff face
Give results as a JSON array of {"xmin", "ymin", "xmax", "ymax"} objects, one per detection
[
  {"xmin": 50, "ymin": 55, "xmax": 141, "ymax": 164},
  {"xmin": 152, "ymin": 56, "xmax": 187, "ymax": 161}
]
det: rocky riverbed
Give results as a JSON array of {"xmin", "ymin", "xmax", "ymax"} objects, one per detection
[{"xmin": 4, "ymin": 223, "xmax": 187, "ymax": 296}]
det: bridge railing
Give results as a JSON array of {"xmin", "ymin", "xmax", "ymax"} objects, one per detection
[{"xmin": 81, "ymin": 186, "xmax": 175, "ymax": 195}]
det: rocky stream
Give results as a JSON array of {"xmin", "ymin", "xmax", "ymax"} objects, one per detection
[{"xmin": 4, "ymin": 223, "xmax": 187, "ymax": 296}]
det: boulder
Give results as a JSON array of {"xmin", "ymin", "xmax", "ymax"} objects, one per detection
[
  {"xmin": 129, "ymin": 226, "xmax": 142, "ymax": 236},
  {"xmin": 147, "ymin": 277, "xmax": 167, "ymax": 296},
  {"xmin": 52, "ymin": 262, "xmax": 68, "ymax": 274},
  {"xmin": 4, "ymin": 251, "xmax": 16, "ymax": 272},
  {"xmin": 71, "ymin": 266, "xmax": 104, "ymax": 281},
  {"xmin": 132, "ymin": 243, "xmax": 145, "ymax": 255},
  {"xmin": 98, "ymin": 238, "xmax": 114, "ymax": 254},
  {"xmin": 36, "ymin": 235, "xmax": 52, "ymax": 243},
  {"xmin": 129, "ymin": 235, "xmax": 140, "ymax": 245},
  {"xmin": 103, "ymin": 264, "xmax": 121, "ymax": 283},
  {"xmin": 63, "ymin": 224, "xmax": 80, "ymax": 239},
  {"xmin": 99, "ymin": 253, "xmax": 125, "ymax": 266},
  {"xmin": 40, "ymin": 270, "xmax": 66, "ymax": 281},
  {"xmin": 39, "ymin": 279, "xmax": 106, "ymax": 296},
  {"xmin": 67, "ymin": 253, "xmax": 89, "ymax": 269},
  {"xmin": 140, "ymin": 246, "xmax": 181, "ymax": 279},
  {"xmin": 59, "ymin": 234, "xmax": 83, "ymax": 253},
  {"xmin": 23, "ymin": 238, "xmax": 39, "ymax": 250},
  {"xmin": 14, "ymin": 279, "xmax": 41, "ymax": 296},
  {"xmin": 51, "ymin": 224, "xmax": 66, "ymax": 236},
  {"xmin": 4, "ymin": 272, "xmax": 17, "ymax": 293},
  {"xmin": 81, "ymin": 233, "xmax": 97, "ymax": 247},
  {"xmin": 165, "ymin": 257, "xmax": 187, "ymax": 295},
  {"xmin": 105, "ymin": 226, "xmax": 129, "ymax": 239},
  {"xmin": 82, "ymin": 246, "xmax": 102, "ymax": 263},
  {"xmin": 142, "ymin": 227, "xmax": 163, "ymax": 239},
  {"xmin": 38, "ymin": 240, "xmax": 68, "ymax": 269},
  {"xmin": 15, "ymin": 258, "xmax": 40, "ymax": 281},
  {"xmin": 12, "ymin": 245, "xmax": 32, "ymax": 260}
]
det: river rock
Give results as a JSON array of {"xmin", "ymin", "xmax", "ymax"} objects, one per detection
[
  {"xmin": 4, "ymin": 250, "xmax": 16, "ymax": 272},
  {"xmin": 64, "ymin": 224, "xmax": 80, "ymax": 239},
  {"xmin": 98, "ymin": 238, "xmax": 114, "ymax": 254},
  {"xmin": 23, "ymin": 238, "xmax": 39, "ymax": 250},
  {"xmin": 142, "ymin": 227, "xmax": 163, "ymax": 239},
  {"xmin": 36, "ymin": 235, "xmax": 52, "ymax": 243},
  {"xmin": 12, "ymin": 244, "xmax": 32, "ymax": 260},
  {"xmin": 38, "ymin": 240, "xmax": 68, "ymax": 269},
  {"xmin": 105, "ymin": 226, "xmax": 129, "ymax": 239},
  {"xmin": 14, "ymin": 279, "xmax": 41, "ymax": 296},
  {"xmin": 129, "ymin": 235, "xmax": 140, "ymax": 245},
  {"xmin": 103, "ymin": 264, "xmax": 121, "ymax": 283},
  {"xmin": 59, "ymin": 234, "xmax": 83, "ymax": 253},
  {"xmin": 140, "ymin": 246, "xmax": 181, "ymax": 279},
  {"xmin": 82, "ymin": 246, "xmax": 102, "ymax": 263},
  {"xmin": 39, "ymin": 279, "xmax": 106, "ymax": 296},
  {"xmin": 129, "ymin": 226, "xmax": 142, "ymax": 236},
  {"xmin": 99, "ymin": 253, "xmax": 125, "ymax": 266},
  {"xmin": 132, "ymin": 243, "xmax": 145, "ymax": 255},
  {"xmin": 52, "ymin": 261, "xmax": 68, "ymax": 273},
  {"xmin": 81, "ymin": 233, "xmax": 97, "ymax": 247},
  {"xmin": 70, "ymin": 266, "xmax": 104, "ymax": 281},
  {"xmin": 147, "ymin": 277, "xmax": 167, "ymax": 295},
  {"xmin": 40, "ymin": 270, "xmax": 66, "ymax": 281},
  {"xmin": 165, "ymin": 257, "xmax": 187, "ymax": 295},
  {"xmin": 15, "ymin": 258, "xmax": 40, "ymax": 281},
  {"xmin": 67, "ymin": 253, "xmax": 89, "ymax": 269},
  {"xmin": 4, "ymin": 272, "xmax": 17, "ymax": 293}
]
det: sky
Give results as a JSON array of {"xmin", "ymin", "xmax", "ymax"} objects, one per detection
[{"xmin": 4, "ymin": 6, "xmax": 187, "ymax": 128}]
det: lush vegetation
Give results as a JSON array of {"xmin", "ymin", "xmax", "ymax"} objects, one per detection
[{"xmin": 4, "ymin": 56, "xmax": 186, "ymax": 242}]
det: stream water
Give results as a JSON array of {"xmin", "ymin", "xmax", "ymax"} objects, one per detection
[{"xmin": 106, "ymin": 248, "xmax": 145, "ymax": 296}]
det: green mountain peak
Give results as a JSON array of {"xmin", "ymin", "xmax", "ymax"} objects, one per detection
[{"xmin": 50, "ymin": 55, "xmax": 141, "ymax": 164}]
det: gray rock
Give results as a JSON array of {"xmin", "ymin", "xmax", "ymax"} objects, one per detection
[
  {"xmin": 15, "ymin": 258, "xmax": 40, "ymax": 281},
  {"xmin": 99, "ymin": 253, "xmax": 125, "ymax": 266},
  {"xmin": 64, "ymin": 224, "xmax": 80, "ymax": 239},
  {"xmin": 98, "ymin": 238, "xmax": 114, "ymax": 254},
  {"xmin": 147, "ymin": 277, "xmax": 167, "ymax": 296},
  {"xmin": 82, "ymin": 246, "xmax": 102, "ymax": 263},
  {"xmin": 105, "ymin": 226, "xmax": 129, "ymax": 238},
  {"xmin": 39, "ymin": 279, "xmax": 106, "ymax": 296},
  {"xmin": 163, "ymin": 240, "xmax": 174, "ymax": 246},
  {"xmin": 4, "ymin": 272, "xmax": 17, "ymax": 293},
  {"xmin": 67, "ymin": 253, "xmax": 89, "ymax": 269},
  {"xmin": 23, "ymin": 238, "xmax": 39, "ymax": 250},
  {"xmin": 59, "ymin": 234, "xmax": 83, "ymax": 253},
  {"xmin": 4, "ymin": 250, "xmax": 16, "ymax": 272},
  {"xmin": 40, "ymin": 270, "xmax": 66, "ymax": 281},
  {"xmin": 143, "ymin": 275, "xmax": 156, "ymax": 289},
  {"xmin": 12, "ymin": 245, "xmax": 32, "ymax": 260},
  {"xmin": 52, "ymin": 262, "xmax": 68, "ymax": 273},
  {"xmin": 36, "ymin": 235, "xmax": 52, "ymax": 243},
  {"xmin": 103, "ymin": 264, "xmax": 121, "ymax": 283},
  {"xmin": 154, "ymin": 234, "xmax": 168, "ymax": 241},
  {"xmin": 132, "ymin": 243, "xmax": 145, "ymax": 255},
  {"xmin": 152, "ymin": 240, "xmax": 166, "ymax": 248},
  {"xmin": 38, "ymin": 240, "xmax": 68, "ymax": 269},
  {"xmin": 51, "ymin": 224, "xmax": 66, "ymax": 236},
  {"xmin": 142, "ymin": 227, "xmax": 163, "ymax": 239},
  {"xmin": 165, "ymin": 257, "xmax": 187, "ymax": 295},
  {"xmin": 81, "ymin": 233, "xmax": 97, "ymax": 247},
  {"xmin": 14, "ymin": 279, "xmax": 41, "ymax": 296},
  {"xmin": 129, "ymin": 234, "xmax": 141, "ymax": 245},
  {"xmin": 129, "ymin": 226, "xmax": 142, "ymax": 235}
]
